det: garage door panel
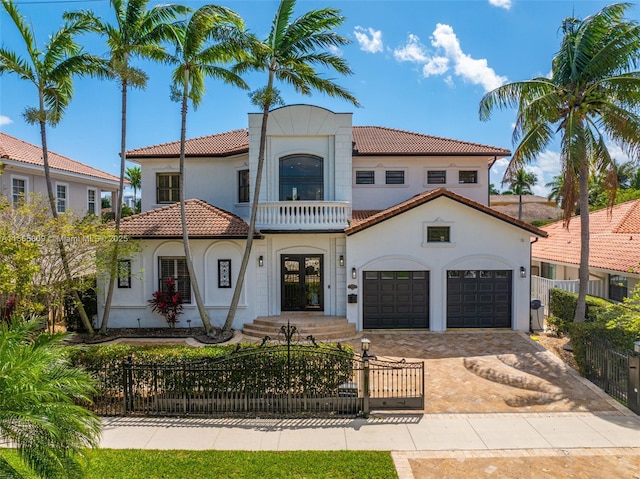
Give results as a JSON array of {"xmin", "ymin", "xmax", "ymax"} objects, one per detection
[{"xmin": 447, "ymin": 270, "xmax": 512, "ymax": 328}]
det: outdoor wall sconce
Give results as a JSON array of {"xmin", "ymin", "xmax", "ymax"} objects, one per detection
[
  {"xmin": 339, "ymin": 255, "xmax": 345, "ymax": 267},
  {"xmin": 258, "ymin": 255, "xmax": 264, "ymax": 267},
  {"xmin": 520, "ymin": 266, "xmax": 526, "ymax": 278},
  {"xmin": 351, "ymin": 267, "xmax": 357, "ymax": 279}
]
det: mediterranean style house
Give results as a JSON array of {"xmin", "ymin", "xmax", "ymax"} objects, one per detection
[
  {"xmin": 0, "ymin": 132, "xmax": 120, "ymax": 215},
  {"xmin": 104, "ymin": 104, "xmax": 545, "ymax": 333}
]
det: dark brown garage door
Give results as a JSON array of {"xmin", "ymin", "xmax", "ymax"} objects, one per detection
[
  {"xmin": 447, "ymin": 270, "xmax": 512, "ymax": 328},
  {"xmin": 363, "ymin": 271, "xmax": 429, "ymax": 329}
]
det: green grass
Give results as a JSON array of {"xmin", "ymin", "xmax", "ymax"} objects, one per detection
[{"xmin": 0, "ymin": 449, "xmax": 398, "ymax": 479}]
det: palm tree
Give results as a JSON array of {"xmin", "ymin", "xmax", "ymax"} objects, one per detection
[
  {"xmin": 125, "ymin": 165, "xmax": 142, "ymax": 212},
  {"xmin": 480, "ymin": 3, "xmax": 640, "ymax": 323},
  {"xmin": 223, "ymin": 0, "xmax": 360, "ymax": 333},
  {"xmin": 0, "ymin": 0, "xmax": 106, "ymax": 334},
  {"xmin": 167, "ymin": 4, "xmax": 249, "ymax": 335},
  {"xmin": 0, "ymin": 318, "xmax": 101, "ymax": 478},
  {"xmin": 67, "ymin": 0, "xmax": 187, "ymax": 334},
  {"xmin": 504, "ymin": 168, "xmax": 537, "ymax": 220}
]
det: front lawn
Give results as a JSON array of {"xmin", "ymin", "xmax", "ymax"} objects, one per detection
[{"xmin": 0, "ymin": 449, "xmax": 398, "ymax": 479}]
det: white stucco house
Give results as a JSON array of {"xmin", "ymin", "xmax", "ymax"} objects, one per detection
[
  {"xmin": 0, "ymin": 132, "xmax": 120, "ymax": 215},
  {"xmin": 102, "ymin": 105, "xmax": 545, "ymax": 333}
]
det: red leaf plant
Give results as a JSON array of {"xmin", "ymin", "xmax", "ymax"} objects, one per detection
[{"xmin": 148, "ymin": 277, "xmax": 183, "ymax": 327}]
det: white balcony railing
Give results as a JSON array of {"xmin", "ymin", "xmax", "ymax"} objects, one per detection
[{"xmin": 256, "ymin": 201, "xmax": 351, "ymax": 230}]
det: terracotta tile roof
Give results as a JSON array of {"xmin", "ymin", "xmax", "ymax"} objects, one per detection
[
  {"xmin": 0, "ymin": 132, "xmax": 120, "ymax": 183},
  {"xmin": 348, "ymin": 188, "xmax": 547, "ymax": 237},
  {"xmin": 532, "ymin": 200, "xmax": 640, "ymax": 274},
  {"xmin": 126, "ymin": 127, "xmax": 510, "ymax": 158},
  {"xmin": 119, "ymin": 199, "xmax": 252, "ymax": 238}
]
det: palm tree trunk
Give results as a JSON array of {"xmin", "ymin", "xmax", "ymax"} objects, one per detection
[
  {"xmin": 518, "ymin": 194, "xmax": 523, "ymax": 221},
  {"xmin": 38, "ymin": 93, "xmax": 94, "ymax": 335},
  {"xmin": 179, "ymin": 70, "xmax": 213, "ymax": 334},
  {"xmin": 223, "ymin": 73, "xmax": 274, "ymax": 333},
  {"xmin": 100, "ymin": 78, "xmax": 128, "ymax": 334},
  {"xmin": 574, "ymin": 160, "xmax": 590, "ymax": 322}
]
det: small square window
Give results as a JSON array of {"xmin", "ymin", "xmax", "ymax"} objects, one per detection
[
  {"xmin": 117, "ymin": 260, "xmax": 131, "ymax": 288},
  {"xmin": 385, "ymin": 170, "xmax": 404, "ymax": 185},
  {"xmin": 427, "ymin": 170, "xmax": 446, "ymax": 184},
  {"xmin": 458, "ymin": 170, "xmax": 478, "ymax": 184},
  {"xmin": 356, "ymin": 171, "xmax": 375, "ymax": 184},
  {"xmin": 156, "ymin": 173, "xmax": 180, "ymax": 203},
  {"xmin": 427, "ymin": 226, "xmax": 450, "ymax": 242}
]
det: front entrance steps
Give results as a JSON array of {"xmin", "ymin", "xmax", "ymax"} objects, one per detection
[{"xmin": 242, "ymin": 313, "xmax": 360, "ymax": 342}]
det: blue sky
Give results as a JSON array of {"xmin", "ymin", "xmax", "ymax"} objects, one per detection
[{"xmin": 1, "ymin": 0, "xmax": 637, "ymax": 196}]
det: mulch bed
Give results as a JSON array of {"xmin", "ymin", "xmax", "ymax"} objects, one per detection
[{"xmin": 68, "ymin": 327, "xmax": 233, "ymax": 345}]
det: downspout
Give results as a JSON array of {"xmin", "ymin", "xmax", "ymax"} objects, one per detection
[
  {"xmin": 488, "ymin": 156, "xmax": 496, "ymax": 204},
  {"xmin": 529, "ymin": 236, "xmax": 539, "ymax": 332}
]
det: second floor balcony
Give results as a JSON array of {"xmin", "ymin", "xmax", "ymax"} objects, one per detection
[{"xmin": 256, "ymin": 201, "xmax": 351, "ymax": 231}]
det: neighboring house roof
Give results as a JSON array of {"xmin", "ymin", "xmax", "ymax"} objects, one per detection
[
  {"xmin": 490, "ymin": 195, "xmax": 555, "ymax": 206},
  {"xmin": 126, "ymin": 127, "xmax": 510, "ymax": 159},
  {"xmin": 532, "ymin": 199, "xmax": 640, "ymax": 274},
  {"xmin": 119, "ymin": 199, "xmax": 252, "ymax": 238},
  {"xmin": 348, "ymin": 188, "xmax": 547, "ymax": 237},
  {"xmin": 0, "ymin": 132, "xmax": 120, "ymax": 183}
]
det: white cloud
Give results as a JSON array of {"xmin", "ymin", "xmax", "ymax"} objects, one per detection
[
  {"xmin": 528, "ymin": 150, "xmax": 561, "ymax": 197},
  {"xmin": 431, "ymin": 23, "xmax": 507, "ymax": 92},
  {"xmin": 327, "ymin": 44, "xmax": 342, "ymax": 57},
  {"xmin": 393, "ymin": 34, "xmax": 428, "ymax": 63},
  {"xmin": 606, "ymin": 142, "xmax": 632, "ymax": 163},
  {"xmin": 423, "ymin": 56, "xmax": 449, "ymax": 76},
  {"xmin": 354, "ymin": 26, "xmax": 383, "ymax": 54},
  {"xmin": 489, "ymin": 0, "xmax": 512, "ymax": 10},
  {"xmin": 0, "ymin": 115, "xmax": 13, "ymax": 126}
]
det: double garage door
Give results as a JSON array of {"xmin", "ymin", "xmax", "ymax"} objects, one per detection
[{"xmin": 362, "ymin": 270, "xmax": 512, "ymax": 329}]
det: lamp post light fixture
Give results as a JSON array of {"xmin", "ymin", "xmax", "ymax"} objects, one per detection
[
  {"xmin": 258, "ymin": 255, "xmax": 264, "ymax": 267},
  {"xmin": 520, "ymin": 266, "xmax": 526, "ymax": 278},
  {"xmin": 352, "ymin": 267, "xmax": 357, "ymax": 279},
  {"xmin": 361, "ymin": 338, "xmax": 370, "ymax": 353},
  {"xmin": 339, "ymin": 255, "xmax": 345, "ymax": 267}
]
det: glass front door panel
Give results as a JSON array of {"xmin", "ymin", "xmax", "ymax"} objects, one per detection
[{"xmin": 281, "ymin": 255, "xmax": 323, "ymax": 311}]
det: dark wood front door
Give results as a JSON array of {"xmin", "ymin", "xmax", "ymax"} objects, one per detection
[{"xmin": 281, "ymin": 255, "xmax": 323, "ymax": 311}]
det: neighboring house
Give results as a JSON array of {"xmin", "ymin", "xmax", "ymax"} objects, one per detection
[
  {"xmin": 490, "ymin": 195, "xmax": 562, "ymax": 224},
  {"xmin": 0, "ymin": 132, "xmax": 120, "ymax": 215},
  {"xmin": 104, "ymin": 105, "xmax": 546, "ymax": 332},
  {"xmin": 531, "ymin": 199, "xmax": 640, "ymax": 307}
]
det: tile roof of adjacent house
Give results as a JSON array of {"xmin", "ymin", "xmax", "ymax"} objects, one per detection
[
  {"xmin": 126, "ymin": 126, "xmax": 510, "ymax": 158},
  {"xmin": 348, "ymin": 188, "xmax": 547, "ymax": 237},
  {"xmin": 532, "ymin": 199, "xmax": 640, "ymax": 274},
  {"xmin": 0, "ymin": 132, "xmax": 120, "ymax": 182},
  {"xmin": 119, "ymin": 199, "xmax": 252, "ymax": 238}
]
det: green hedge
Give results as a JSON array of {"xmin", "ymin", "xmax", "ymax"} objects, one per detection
[{"xmin": 546, "ymin": 288, "xmax": 613, "ymax": 336}]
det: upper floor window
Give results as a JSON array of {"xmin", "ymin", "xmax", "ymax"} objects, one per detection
[
  {"xmin": 158, "ymin": 256, "xmax": 191, "ymax": 303},
  {"xmin": 386, "ymin": 170, "xmax": 405, "ymax": 185},
  {"xmin": 156, "ymin": 173, "xmax": 180, "ymax": 204},
  {"xmin": 87, "ymin": 188, "xmax": 97, "ymax": 215},
  {"xmin": 609, "ymin": 275, "xmax": 628, "ymax": 302},
  {"xmin": 238, "ymin": 169, "xmax": 249, "ymax": 203},
  {"xmin": 56, "ymin": 184, "xmax": 67, "ymax": 213},
  {"xmin": 427, "ymin": 170, "xmax": 446, "ymax": 184},
  {"xmin": 427, "ymin": 226, "xmax": 450, "ymax": 242},
  {"xmin": 11, "ymin": 177, "xmax": 27, "ymax": 205},
  {"xmin": 355, "ymin": 171, "xmax": 375, "ymax": 185},
  {"xmin": 458, "ymin": 170, "xmax": 478, "ymax": 184},
  {"xmin": 279, "ymin": 154, "xmax": 323, "ymax": 201}
]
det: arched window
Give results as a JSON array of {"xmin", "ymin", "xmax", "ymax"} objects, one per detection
[{"xmin": 279, "ymin": 154, "xmax": 324, "ymax": 201}]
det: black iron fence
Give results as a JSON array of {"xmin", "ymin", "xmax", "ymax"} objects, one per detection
[
  {"xmin": 584, "ymin": 338, "xmax": 639, "ymax": 414},
  {"xmin": 86, "ymin": 344, "xmax": 424, "ymax": 418}
]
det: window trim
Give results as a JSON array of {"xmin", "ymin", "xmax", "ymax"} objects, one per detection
[
  {"xmin": 87, "ymin": 187, "xmax": 97, "ymax": 215},
  {"xmin": 385, "ymin": 170, "xmax": 405, "ymax": 185},
  {"xmin": 156, "ymin": 173, "xmax": 180, "ymax": 204},
  {"xmin": 158, "ymin": 256, "xmax": 192, "ymax": 303},
  {"xmin": 238, "ymin": 169, "xmax": 250, "ymax": 203},
  {"xmin": 10, "ymin": 175, "xmax": 28, "ymax": 205},
  {"xmin": 355, "ymin": 170, "xmax": 375, "ymax": 185},
  {"xmin": 422, "ymin": 219, "xmax": 455, "ymax": 247},
  {"xmin": 117, "ymin": 259, "xmax": 132, "ymax": 288},
  {"xmin": 426, "ymin": 226, "xmax": 450, "ymax": 243},
  {"xmin": 55, "ymin": 182, "xmax": 68, "ymax": 213},
  {"xmin": 426, "ymin": 170, "xmax": 447, "ymax": 185},
  {"xmin": 458, "ymin": 170, "xmax": 478, "ymax": 184}
]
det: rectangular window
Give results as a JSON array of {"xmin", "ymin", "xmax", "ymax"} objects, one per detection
[
  {"xmin": 117, "ymin": 260, "xmax": 131, "ymax": 288},
  {"xmin": 156, "ymin": 173, "xmax": 180, "ymax": 204},
  {"xmin": 609, "ymin": 275, "xmax": 628, "ymax": 302},
  {"xmin": 458, "ymin": 170, "xmax": 478, "ymax": 184},
  {"xmin": 87, "ymin": 189, "xmax": 97, "ymax": 215},
  {"xmin": 355, "ymin": 171, "xmax": 375, "ymax": 185},
  {"xmin": 56, "ymin": 184, "xmax": 67, "ymax": 213},
  {"xmin": 427, "ymin": 226, "xmax": 450, "ymax": 242},
  {"xmin": 385, "ymin": 170, "xmax": 405, "ymax": 185},
  {"xmin": 158, "ymin": 257, "xmax": 191, "ymax": 303},
  {"xmin": 427, "ymin": 170, "xmax": 446, "ymax": 184},
  {"xmin": 238, "ymin": 170, "xmax": 249, "ymax": 203},
  {"xmin": 218, "ymin": 259, "xmax": 232, "ymax": 288},
  {"xmin": 541, "ymin": 262, "xmax": 556, "ymax": 280},
  {"xmin": 11, "ymin": 177, "xmax": 26, "ymax": 205}
]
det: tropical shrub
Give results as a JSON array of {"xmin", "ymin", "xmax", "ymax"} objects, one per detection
[{"xmin": 148, "ymin": 277, "xmax": 183, "ymax": 326}]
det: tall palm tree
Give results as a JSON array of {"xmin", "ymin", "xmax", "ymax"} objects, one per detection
[
  {"xmin": 125, "ymin": 165, "xmax": 142, "ymax": 212},
  {"xmin": 0, "ymin": 0, "xmax": 106, "ymax": 334},
  {"xmin": 0, "ymin": 318, "xmax": 101, "ymax": 478},
  {"xmin": 223, "ymin": 0, "xmax": 360, "ymax": 333},
  {"xmin": 167, "ymin": 4, "xmax": 249, "ymax": 335},
  {"xmin": 504, "ymin": 168, "xmax": 537, "ymax": 220},
  {"xmin": 67, "ymin": 0, "xmax": 188, "ymax": 334},
  {"xmin": 480, "ymin": 3, "xmax": 640, "ymax": 323}
]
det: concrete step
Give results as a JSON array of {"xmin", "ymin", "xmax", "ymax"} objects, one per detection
[{"xmin": 242, "ymin": 315, "xmax": 358, "ymax": 341}]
